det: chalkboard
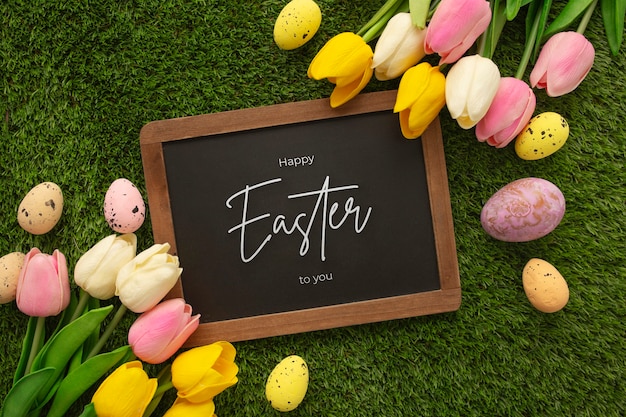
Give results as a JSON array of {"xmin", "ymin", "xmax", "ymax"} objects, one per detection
[{"xmin": 140, "ymin": 90, "xmax": 460, "ymax": 346}]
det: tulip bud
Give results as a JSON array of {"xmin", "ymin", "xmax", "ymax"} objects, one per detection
[
  {"xmin": 115, "ymin": 243, "xmax": 182, "ymax": 313},
  {"xmin": 92, "ymin": 361, "xmax": 157, "ymax": 417},
  {"xmin": 16, "ymin": 248, "xmax": 70, "ymax": 317},
  {"xmin": 394, "ymin": 62, "xmax": 446, "ymax": 139},
  {"xmin": 308, "ymin": 32, "xmax": 374, "ymax": 107},
  {"xmin": 128, "ymin": 298, "xmax": 200, "ymax": 364},
  {"xmin": 372, "ymin": 13, "xmax": 426, "ymax": 81},
  {"xmin": 74, "ymin": 233, "xmax": 137, "ymax": 299},
  {"xmin": 424, "ymin": 0, "xmax": 492, "ymax": 64},
  {"xmin": 530, "ymin": 31, "xmax": 595, "ymax": 97},
  {"xmin": 171, "ymin": 341, "xmax": 239, "ymax": 403},
  {"xmin": 445, "ymin": 54, "xmax": 501, "ymax": 129},
  {"xmin": 476, "ymin": 77, "xmax": 536, "ymax": 148}
]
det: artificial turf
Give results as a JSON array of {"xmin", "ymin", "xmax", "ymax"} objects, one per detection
[{"xmin": 1, "ymin": 0, "xmax": 625, "ymax": 415}]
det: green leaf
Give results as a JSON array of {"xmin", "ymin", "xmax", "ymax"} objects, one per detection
[
  {"xmin": 506, "ymin": 0, "xmax": 523, "ymax": 20},
  {"xmin": 46, "ymin": 345, "xmax": 132, "ymax": 417},
  {"xmin": 543, "ymin": 0, "xmax": 595, "ymax": 39},
  {"xmin": 77, "ymin": 403, "xmax": 98, "ymax": 417},
  {"xmin": 82, "ymin": 296, "xmax": 102, "ymax": 361},
  {"xmin": 526, "ymin": 0, "xmax": 554, "ymax": 61},
  {"xmin": 1, "ymin": 367, "xmax": 56, "ymax": 417},
  {"xmin": 410, "ymin": 0, "xmax": 431, "ymax": 28},
  {"xmin": 601, "ymin": 0, "xmax": 626, "ymax": 55},
  {"xmin": 29, "ymin": 305, "xmax": 114, "ymax": 405}
]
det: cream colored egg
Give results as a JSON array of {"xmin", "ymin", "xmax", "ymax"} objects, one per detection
[
  {"xmin": 274, "ymin": 0, "xmax": 322, "ymax": 50},
  {"xmin": 266, "ymin": 355, "xmax": 309, "ymax": 411},
  {"xmin": 0, "ymin": 252, "xmax": 25, "ymax": 304},
  {"xmin": 17, "ymin": 182, "xmax": 64, "ymax": 235},
  {"xmin": 522, "ymin": 258, "xmax": 569, "ymax": 313},
  {"xmin": 515, "ymin": 112, "xmax": 569, "ymax": 160}
]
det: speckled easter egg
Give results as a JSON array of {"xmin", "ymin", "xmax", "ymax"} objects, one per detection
[
  {"xmin": 515, "ymin": 112, "xmax": 569, "ymax": 160},
  {"xmin": 266, "ymin": 355, "xmax": 309, "ymax": 412},
  {"xmin": 0, "ymin": 252, "xmax": 25, "ymax": 304},
  {"xmin": 17, "ymin": 182, "xmax": 64, "ymax": 235},
  {"xmin": 522, "ymin": 258, "xmax": 569, "ymax": 313},
  {"xmin": 274, "ymin": 0, "xmax": 322, "ymax": 50},
  {"xmin": 103, "ymin": 179, "xmax": 145, "ymax": 233},
  {"xmin": 481, "ymin": 178, "xmax": 565, "ymax": 242}
]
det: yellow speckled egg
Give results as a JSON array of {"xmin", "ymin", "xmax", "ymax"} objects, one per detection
[
  {"xmin": 522, "ymin": 258, "xmax": 569, "ymax": 313},
  {"xmin": 274, "ymin": 0, "xmax": 321, "ymax": 50},
  {"xmin": 17, "ymin": 182, "xmax": 64, "ymax": 235},
  {"xmin": 0, "ymin": 252, "xmax": 25, "ymax": 304},
  {"xmin": 266, "ymin": 355, "xmax": 309, "ymax": 411},
  {"xmin": 515, "ymin": 112, "xmax": 569, "ymax": 160}
]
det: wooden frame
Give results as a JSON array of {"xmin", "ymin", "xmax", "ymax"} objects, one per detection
[{"xmin": 140, "ymin": 90, "xmax": 460, "ymax": 346}]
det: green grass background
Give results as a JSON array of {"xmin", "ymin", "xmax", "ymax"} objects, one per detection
[{"xmin": 1, "ymin": 0, "xmax": 625, "ymax": 415}]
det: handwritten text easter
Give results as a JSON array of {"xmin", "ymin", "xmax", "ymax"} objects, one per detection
[{"xmin": 226, "ymin": 176, "xmax": 372, "ymax": 262}]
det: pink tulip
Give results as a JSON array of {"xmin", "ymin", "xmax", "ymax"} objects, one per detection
[
  {"xmin": 424, "ymin": 0, "xmax": 491, "ymax": 64},
  {"xmin": 16, "ymin": 248, "xmax": 70, "ymax": 317},
  {"xmin": 476, "ymin": 77, "xmax": 536, "ymax": 148},
  {"xmin": 530, "ymin": 31, "xmax": 595, "ymax": 97},
  {"xmin": 128, "ymin": 298, "xmax": 200, "ymax": 364}
]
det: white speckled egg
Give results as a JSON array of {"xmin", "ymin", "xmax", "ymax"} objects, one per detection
[
  {"xmin": 274, "ymin": 0, "xmax": 322, "ymax": 50},
  {"xmin": 103, "ymin": 179, "xmax": 145, "ymax": 233},
  {"xmin": 522, "ymin": 258, "xmax": 569, "ymax": 313},
  {"xmin": 266, "ymin": 355, "xmax": 309, "ymax": 412},
  {"xmin": 17, "ymin": 182, "xmax": 64, "ymax": 235},
  {"xmin": 0, "ymin": 252, "xmax": 25, "ymax": 304},
  {"xmin": 481, "ymin": 177, "xmax": 565, "ymax": 242},
  {"xmin": 515, "ymin": 112, "xmax": 569, "ymax": 160}
]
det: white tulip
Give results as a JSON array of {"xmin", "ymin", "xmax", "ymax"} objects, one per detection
[
  {"xmin": 115, "ymin": 243, "xmax": 182, "ymax": 313},
  {"xmin": 445, "ymin": 54, "xmax": 501, "ymax": 129},
  {"xmin": 74, "ymin": 233, "xmax": 137, "ymax": 299},
  {"xmin": 372, "ymin": 13, "xmax": 426, "ymax": 81}
]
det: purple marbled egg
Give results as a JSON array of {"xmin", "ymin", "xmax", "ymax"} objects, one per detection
[{"xmin": 480, "ymin": 177, "xmax": 565, "ymax": 242}]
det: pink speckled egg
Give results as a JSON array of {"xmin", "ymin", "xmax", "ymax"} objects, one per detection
[
  {"xmin": 103, "ymin": 179, "xmax": 145, "ymax": 233},
  {"xmin": 480, "ymin": 177, "xmax": 565, "ymax": 242}
]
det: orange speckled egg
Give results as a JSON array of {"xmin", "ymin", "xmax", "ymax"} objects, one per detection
[{"xmin": 522, "ymin": 258, "xmax": 569, "ymax": 313}]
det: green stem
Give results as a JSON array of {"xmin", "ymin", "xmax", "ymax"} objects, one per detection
[
  {"xmin": 357, "ymin": 0, "xmax": 404, "ymax": 37},
  {"xmin": 361, "ymin": 0, "xmax": 409, "ymax": 43},
  {"xmin": 515, "ymin": 4, "xmax": 543, "ymax": 80},
  {"xmin": 69, "ymin": 289, "xmax": 91, "ymax": 322},
  {"xmin": 154, "ymin": 379, "xmax": 174, "ymax": 398},
  {"xmin": 477, "ymin": 0, "xmax": 507, "ymax": 59},
  {"xmin": 25, "ymin": 317, "xmax": 46, "ymax": 374},
  {"xmin": 577, "ymin": 0, "xmax": 598, "ymax": 34},
  {"xmin": 85, "ymin": 303, "xmax": 128, "ymax": 360}
]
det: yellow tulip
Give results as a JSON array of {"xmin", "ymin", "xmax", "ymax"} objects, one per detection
[
  {"xmin": 307, "ymin": 32, "xmax": 373, "ymax": 108},
  {"xmin": 171, "ymin": 341, "xmax": 239, "ymax": 403},
  {"xmin": 393, "ymin": 62, "xmax": 446, "ymax": 139},
  {"xmin": 92, "ymin": 361, "xmax": 157, "ymax": 417},
  {"xmin": 163, "ymin": 397, "xmax": 216, "ymax": 417}
]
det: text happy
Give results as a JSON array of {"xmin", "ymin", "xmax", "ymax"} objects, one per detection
[{"xmin": 278, "ymin": 155, "xmax": 314, "ymax": 167}]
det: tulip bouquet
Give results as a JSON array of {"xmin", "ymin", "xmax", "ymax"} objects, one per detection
[
  {"xmin": 308, "ymin": 0, "xmax": 624, "ymax": 145},
  {"xmin": 0, "ymin": 230, "xmax": 237, "ymax": 417}
]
